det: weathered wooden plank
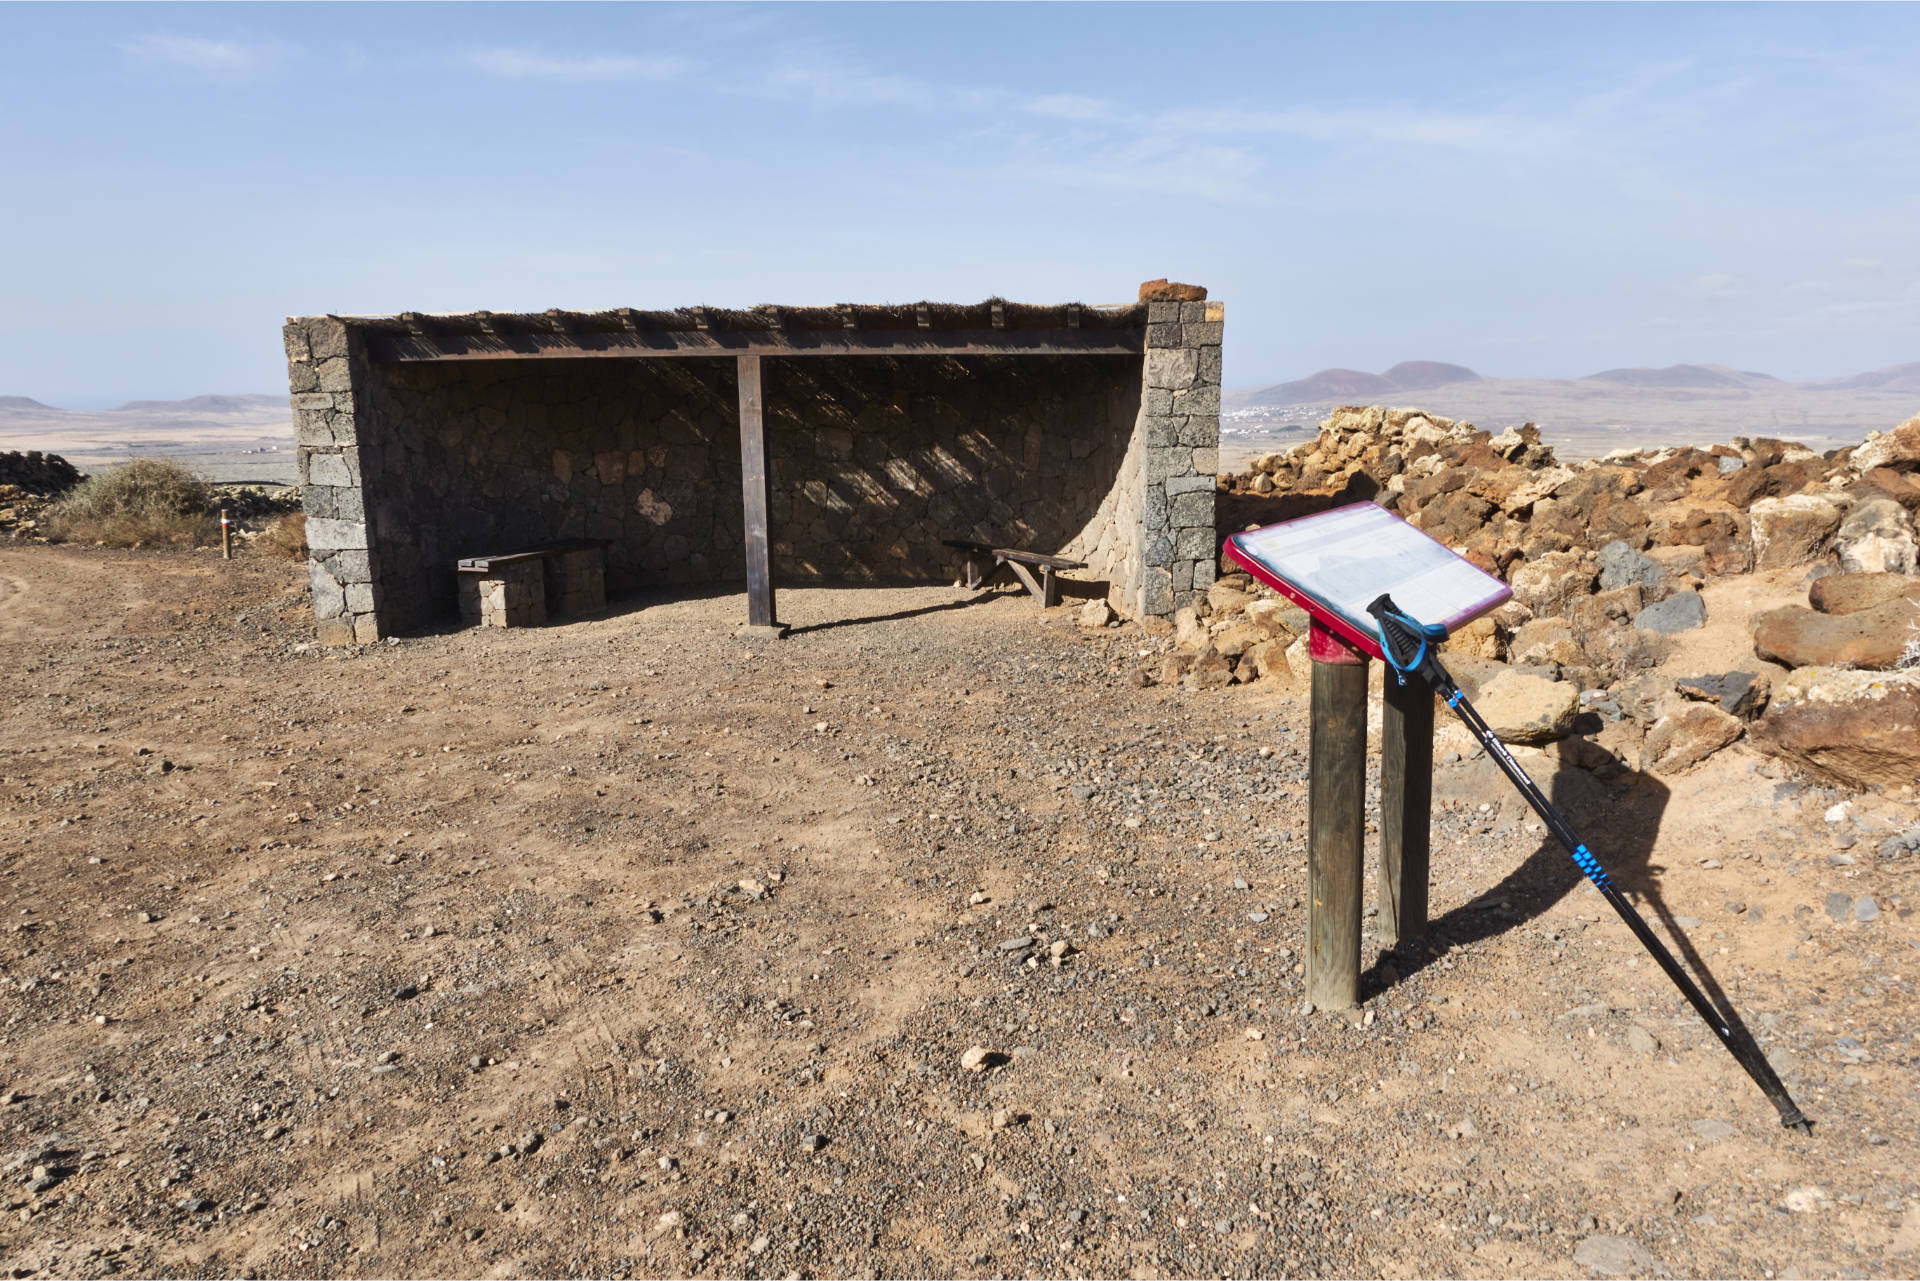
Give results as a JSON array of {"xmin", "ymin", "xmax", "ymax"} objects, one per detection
[
  {"xmin": 366, "ymin": 328, "xmax": 1145, "ymax": 363},
  {"xmin": 998, "ymin": 548, "xmax": 1086, "ymax": 572},
  {"xmin": 1003, "ymin": 558, "xmax": 1048, "ymax": 604},
  {"xmin": 736, "ymin": 355, "xmax": 777, "ymax": 630},
  {"xmin": 1308, "ymin": 624, "xmax": 1369, "ymax": 1010},
  {"xmin": 1379, "ymin": 672, "xmax": 1434, "ymax": 948},
  {"xmin": 455, "ymin": 538, "xmax": 612, "ymax": 572}
]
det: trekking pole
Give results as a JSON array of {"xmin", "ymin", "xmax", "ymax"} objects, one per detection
[{"xmin": 1365, "ymin": 593, "xmax": 1811, "ymax": 1133}]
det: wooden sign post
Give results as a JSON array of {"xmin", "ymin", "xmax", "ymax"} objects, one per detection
[
  {"xmin": 1307, "ymin": 621, "xmax": 1368, "ymax": 1010},
  {"xmin": 1379, "ymin": 668, "xmax": 1433, "ymax": 947}
]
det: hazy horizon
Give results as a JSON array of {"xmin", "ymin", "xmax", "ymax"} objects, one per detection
[
  {"xmin": 11, "ymin": 355, "xmax": 1920, "ymax": 416},
  {"xmin": 2, "ymin": 3, "xmax": 1918, "ymax": 408}
]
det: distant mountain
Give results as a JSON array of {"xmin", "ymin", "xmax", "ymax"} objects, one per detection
[
  {"xmin": 0, "ymin": 396, "xmax": 58, "ymax": 412},
  {"xmin": 1578, "ymin": 364, "xmax": 1781, "ymax": 391},
  {"xmin": 112, "ymin": 394, "xmax": 285, "ymax": 414},
  {"xmin": 1808, "ymin": 362, "xmax": 1920, "ymax": 394},
  {"xmin": 1241, "ymin": 360, "xmax": 1480, "ymax": 406},
  {"xmin": 1382, "ymin": 360, "xmax": 1481, "ymax": 390},
  {"xmin": 1227, "ymin": 357, "xmax": 1920, "ymax": 409}
]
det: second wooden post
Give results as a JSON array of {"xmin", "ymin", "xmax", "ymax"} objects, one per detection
[
  {"xmin": 1307, "ymin": 621, "xmax": 1369, "ymax": 1010},
  {"xmin": 1378, "ymin": 671, "xmax": 1433, "ymax": 948}
]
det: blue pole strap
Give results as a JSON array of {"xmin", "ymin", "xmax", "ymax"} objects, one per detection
[{"xmin": 1570, "ymin": 842, "xmax": 1611, "ymax": 890}]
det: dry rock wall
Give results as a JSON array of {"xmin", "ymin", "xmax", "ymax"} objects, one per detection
[
  {"xmin": 0, "ymin": 451, "xmax": 81, "ymax": 495},
  {"xmin": 1176, "ymin": 405, "xmax": 1920, "ymax": 791}
]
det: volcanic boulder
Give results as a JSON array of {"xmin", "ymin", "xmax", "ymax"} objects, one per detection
[
  {"xmin": 1749, "ymin": 495, "xmax": 1843, "ymax": 570},
  {"xmin": 1751, "ymin": 597, "xmax": 1920, "ymax": 670},
  {"xmin": 1808, "ymin": 571, "xmax": 1916, "ymax": 615},
  {"xmin": 1833, "ymin": 499, "xmax": 1918, "ymax": 575},
  {"xmin": 1755, "ymin": 668, "xmax": 1920, "ymax": 788}
]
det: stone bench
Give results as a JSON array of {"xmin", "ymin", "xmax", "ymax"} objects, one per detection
[
  {"xmin": 457, "ymin": 540, "xmax": 609, "ymax": 628},
  {"xmin": 943, "ymin": 539, "xmax": 1087, "ymax": 608}
]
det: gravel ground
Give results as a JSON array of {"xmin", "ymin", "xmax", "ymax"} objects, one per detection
[{"xmin": 0, "ymin": 545, "xmax": 1915, "ymax": 1279}]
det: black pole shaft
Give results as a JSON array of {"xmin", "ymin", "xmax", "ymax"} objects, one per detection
[{"xmin": 1434, "ymin": 675, "xmax": 1811, "ymax": 1132}]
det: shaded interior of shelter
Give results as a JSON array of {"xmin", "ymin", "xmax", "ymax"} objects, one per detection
[{"xmin": 360, "ymin": 352, "xmax": 1143, "ymax": 627}]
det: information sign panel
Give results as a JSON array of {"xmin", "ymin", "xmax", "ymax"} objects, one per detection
[{"xmin": 1223, "ymin": 502, "xmax": 1511, "ymax": 660}]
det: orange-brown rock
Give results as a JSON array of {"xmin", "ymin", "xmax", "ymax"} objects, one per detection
[
  {"xmin": 1755, "ymin": 668, "xmax": 1920, "ymax": 788},
  {"xmin": 1859, "ymin": 466, "xmax": 1920, "ymax": 510},
  {"xmin": 1751, "ymin": 597, "xmax": 1920, "ymax": 669},
  {"xmin": 1137, "ymin": 279, "xmax": 1207, "ymax": 302},
  {"xmin": 1809, "ymin": 571, "xmax": 1917, "ymax": 616}
]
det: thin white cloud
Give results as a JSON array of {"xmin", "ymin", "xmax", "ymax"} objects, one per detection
[
  {"xmin": 1677, "ymin": 273, "xmax": 1749, "ymax": 303},
  {"xmin": 119, "ymin": 35, "xmax": 262, "ymax": 73},
  {"xmin": 998, "ymin": 132, "xmax": 1283, "ymax": 208},
  {"xmin": 464, "ymin": 48, "xmax": 693, "ymax": 82},
  {"xmin": 761, "ymin": 56, "xmax": 996, "ymax": 113},
  {"xmin": 1025, "ymin": 93, "xmax": 1114, "ymax": 122},
  {"xmin": 1164, "ymin": 104, "xmax": 1558, "ymax": 154}
]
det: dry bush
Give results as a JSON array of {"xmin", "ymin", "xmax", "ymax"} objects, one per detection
[
  {"xmin": 50, "ymin": 459, "xmax": 216, "ymax": 548},
  {"xmin": 257, "ymin": 511, "xmax": 308, "ymax": 560}
]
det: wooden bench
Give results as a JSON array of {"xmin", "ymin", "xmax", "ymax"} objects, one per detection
[
  {"xmin": 457, "ymin": 540, "xmax": 609, "ymax": 628},
  {"xmin": 943, "ymin": 539, "xmax": 1087, "ymax": 608}
]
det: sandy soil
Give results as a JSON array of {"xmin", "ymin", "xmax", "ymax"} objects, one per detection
[{"xmin": 0, "ymin": 546, "xmax": 1915, "ymax": 1279}]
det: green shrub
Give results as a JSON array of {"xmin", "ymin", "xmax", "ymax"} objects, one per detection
[{"xmin": 51, "ymin": 458, "xmax": 216, "ymax": 547}]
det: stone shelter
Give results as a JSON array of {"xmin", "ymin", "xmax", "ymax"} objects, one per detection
[{"xmin": 282, "ymin": 290, "xmax": 1222, "ymax": 644}]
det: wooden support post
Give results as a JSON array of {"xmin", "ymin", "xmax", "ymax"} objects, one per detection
[
  {"xmin": 1379, "ymin": 670, "xmax": 1434, "ymax": 948},
  {"xmin": 1307, "ymin": 622, "xmax": 1369, "ymax": 1010},
  {"xmin": 1004, "ymin": 559, "xmax": 1046, "ymax": 603},
  {"xmin": 735, "ymin": 354, "xmax": 781, "ymax": 634},
  {"xmin": 1041, "ymin": 565, "xmax": 1060, "ymax": 608},
  {"xmin": 219, "ymin": 509, "xmax": 231, "ymax": 560}
]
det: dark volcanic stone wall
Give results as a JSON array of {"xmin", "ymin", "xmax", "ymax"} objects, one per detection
[
  {"xmin": 762, "ymin": 355, "xmax": 1140, "ymax": 582},
  {"xmin": 356, "ymin": 358, "xmax": 744, "ymax": 632}
]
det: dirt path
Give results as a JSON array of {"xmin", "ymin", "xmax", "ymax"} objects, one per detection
[{"xmin": 0, "ymin": 545, "xmax": 1914, "ymax": 1279}]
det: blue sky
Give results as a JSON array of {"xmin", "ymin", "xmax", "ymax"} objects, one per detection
[{"xmin": 2, "ymin": 2, "xmax": 1917, "ymax": 406}]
